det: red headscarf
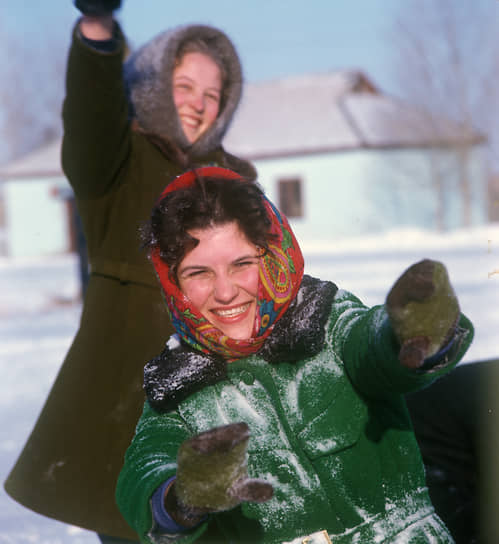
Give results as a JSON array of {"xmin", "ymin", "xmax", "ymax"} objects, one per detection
[{"xmin": 150, "ymin": 167, "xmax": 304, "ymax": 360}]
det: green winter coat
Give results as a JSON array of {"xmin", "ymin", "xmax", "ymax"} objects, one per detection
[
  {"xmin": 4, "ymin": 22, "xmax": 254, "ymax": 540},
  {"xmin": 116, "ymin": 286, "xmax": 473, "ymax": 543}
]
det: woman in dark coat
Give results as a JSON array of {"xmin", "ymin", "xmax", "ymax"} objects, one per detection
[
  {"xmin": 3, "ymin": 1, "xmax": 254, "ymax": 542},
  {"xmin": 116, "ymin": 167, "xmax": 473, "ymax": 543}
]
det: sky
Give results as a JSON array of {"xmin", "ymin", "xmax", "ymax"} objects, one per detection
[
  {"xmin": 1, "ymin": 0, "xmax": 498, "ymax": 168},
  {"xmin": 2, "ymin": 0, "xmax": 403, "ymax": 94}
]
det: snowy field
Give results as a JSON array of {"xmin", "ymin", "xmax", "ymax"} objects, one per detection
[{"xmin": 0, "ymin": 224, "xmax": 498, "ymax": 542}]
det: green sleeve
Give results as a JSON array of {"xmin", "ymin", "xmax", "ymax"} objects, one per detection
[
  {"xmin": 328, "ymin": 290, "xmax": 474, "ymax": 399},
  {"xmin": 61, "ymin": 22, "xmax": 132, "ymax": 197},
  {"xmin": 116, "ymin": 402, "xmax": 207, "ymax": 543}
]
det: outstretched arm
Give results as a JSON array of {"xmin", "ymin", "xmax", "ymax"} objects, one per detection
[
  {"xmin": 116, "ymin": 405, "xmax": 272, "ymax": 541},
  {"xmin": 386, "ymin": 259, "xmax": 461, "ymax": 369},
  {"xmin": 163, "ymin": 422, "xmax": 273, "ymax": 530},
  {"xmin": 333, "ymin": 260, "xmax": 472, "ymax": 398}
]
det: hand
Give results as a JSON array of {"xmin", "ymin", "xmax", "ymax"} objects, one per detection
[
  {"xmin": 74, "ymin": 0, "xmax": 122, "ymax": 16},
  {"xmin": 386, "ymin": 259, "xmax": 460, "ymax": 369},
  {"xmin": 166, "ymin": 423, "xmax": 273, "ymax": 527}
]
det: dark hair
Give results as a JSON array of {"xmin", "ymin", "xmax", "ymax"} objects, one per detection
[{"xmin": 143, "ymin": 175, "xmax": 273, "ymax": 281}]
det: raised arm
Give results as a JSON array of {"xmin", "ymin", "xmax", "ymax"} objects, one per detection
[{"xmin": 62, "ymin": 0, "xmax": 130, "ymax": 197}]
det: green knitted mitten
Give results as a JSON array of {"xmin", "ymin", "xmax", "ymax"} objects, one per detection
[
  {"xmin": 167, "ymin": 422, "xmax": 273, "ymax": 527},
  {"xmin": 386, "ymin": 259, "xmax": 460, "ymax": 369}
]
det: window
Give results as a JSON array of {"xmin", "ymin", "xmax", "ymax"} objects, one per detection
[{"xmin": 278, "ymin": 178, "xmax": 303, "ymax": 218}]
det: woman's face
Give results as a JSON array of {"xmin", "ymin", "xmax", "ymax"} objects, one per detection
[
  {"xmin": 172, "ymin": 52, "xmax": 222, "ymax": 144},
  {"xmin": 177, "ymin": 222, "xmax": 260, "ymax": 340}
]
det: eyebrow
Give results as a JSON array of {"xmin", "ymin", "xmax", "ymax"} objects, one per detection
[
  {"xmin": 177, "ymin": 264, "xmax": 208, "ymax": 278},
  {"xmin": 233, "ymin": 254, "xmax": 260, "ymax": 263},
  {"xmin": 173, "ymin": 74, "xmax": 193, "ymax": 82},
  {"xmin": 173, "ymin": 75, "xmax": 222, "ymax": 93},
  {"xmin": 179, "ymin": 254, "xmax": 260, "ymax": 276}
]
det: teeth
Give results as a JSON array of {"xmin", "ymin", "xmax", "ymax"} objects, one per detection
[
  {"xmin": 181, "ymin": 116, "xmax": 200, "ymax": 127},
  {"xmin": 214, "ymin": 304, "xmax": 249, "ymax": 318}
]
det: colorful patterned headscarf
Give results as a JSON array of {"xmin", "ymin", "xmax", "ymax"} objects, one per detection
[{"xmin": 150, "ymin": 167, "xmax": 304, "ymax": 360}]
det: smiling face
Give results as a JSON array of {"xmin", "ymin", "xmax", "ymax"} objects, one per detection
[
  {"xmin": 177, "ymin": 222, "xmax": 260, "ymax": 340},
  {"xmin": 172, "ymin": 52, "xmax": 223, "ymax": 144}
]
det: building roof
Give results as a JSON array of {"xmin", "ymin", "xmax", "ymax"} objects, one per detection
[
  {"xmin": 224, "ymin": 70, "xmax": 485, "ymax": 159},
  {"xmin": 0, "ymin": 70, "xmax": 485, "ymax": 176},
  {"xmin": 0, "ymin": 139, "xmax": 62, "ymax": 179}
]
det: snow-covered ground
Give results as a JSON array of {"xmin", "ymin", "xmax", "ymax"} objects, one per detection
[{"xmin": 0, "ymin": 224, "xmax": 498, "ymax": 542}]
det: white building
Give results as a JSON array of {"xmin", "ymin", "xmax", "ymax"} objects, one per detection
[
  {"xmin": 0, "ymin": 140, "xmax": 69, "ymax": 258},
  {"xmin": 225, "ymin": 70, "xmax": 488, "ymax": 250},
  {"xmin": 0, "ymin": 70, "xmax": 488, "ymax": 257}
]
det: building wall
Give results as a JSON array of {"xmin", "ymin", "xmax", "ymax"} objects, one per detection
[
  {"xmin": 4, "ymin": 177, "xmax": 69, "ymax": 258},
  {"xmin": 251, "ymin": 145, "xmax": 488, "ymax": 250},
  {"xmin": 1, "ymin": 144, "xmax": 489, "ymax": 258}
]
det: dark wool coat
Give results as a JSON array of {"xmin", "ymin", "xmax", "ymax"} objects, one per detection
[
  {"xmin": 4, "ymin": 21, "xmax": 254, "ymax": 540},
  {"xmin": 116, "ymin": 281, "xmax": 473, "ymax": 544},
  {"xmin": 406, "ymin": 358, "xmax": 499, "ymax": 543}
]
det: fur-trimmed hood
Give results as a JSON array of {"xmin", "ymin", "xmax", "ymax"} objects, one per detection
[{"xmin": 123, "ymin": 24, "xmax": 242, "ymax": 160}]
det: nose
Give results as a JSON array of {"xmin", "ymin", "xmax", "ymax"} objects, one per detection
[
  {"xmin": 190, "ymin": 91, "xmax": 205, "ymax": 112},
  {"xmin": 213, "ymin": 273, "xmax": 237, "ymax": 303}
]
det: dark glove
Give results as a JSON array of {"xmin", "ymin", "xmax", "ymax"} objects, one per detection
[
  {"xmin": 74, "ymin": 0, "xmax": 121, "ymax": 16},
  {"xmin": 166, "ymin": 423, "xmax": 273, "ymax": 527},
  {"xmin": 386, "ymin": 259, "xmax": 460, "ymax": 369}
]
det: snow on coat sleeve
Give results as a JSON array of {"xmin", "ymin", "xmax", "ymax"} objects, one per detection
[
  {"xmin": 327, "ymin": 289, "xmax": 473, "ymax": 399},
  {"xmin": 115, "ymin": 402, "xmax": 207, "ymax": 543}
]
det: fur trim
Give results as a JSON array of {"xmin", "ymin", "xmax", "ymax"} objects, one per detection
[
  {"xmin": 144, "ymin": 340, "xmax": 227, "ymax": 413},
  {"xmin": 258, "ymin": 275, "xmax": 338, "ymax": 364},
  {"xmin": 124, "ymin": 24, "xmax": 242, "ymax": 160},
  {"xmin": 215, "ymin": 149, "xmax": 258, "ymax": 182},
  {"xmin": 144, "ymin": 276, "xmax": 338, "ymax": 412}
]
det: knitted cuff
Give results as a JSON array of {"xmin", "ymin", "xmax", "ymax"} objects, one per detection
[
  {"xmin": 151, "ymin": 477, "xmax": 191, "ymax": 534},
  {"xmin": 419, "ymin": 334, "xmax": 456, "ymax": 371},
  {"xmin": 81, "ymin": 35, "xmax": 117, "ymax": 52}
]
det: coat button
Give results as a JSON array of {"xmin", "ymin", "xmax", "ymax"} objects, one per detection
[{"xmin": 240, "ymin": 370, "xmax": 255, "ymax": 386}]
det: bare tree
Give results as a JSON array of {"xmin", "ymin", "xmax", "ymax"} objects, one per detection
[{"xmin": 389, "ymin": 0, "xmax": 499, "ymax": 227}]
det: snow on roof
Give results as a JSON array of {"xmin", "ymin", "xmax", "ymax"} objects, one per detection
[
  {"xmin": 344, "ymin": 93, "xmax": 482, "ymax": 148},
  {"xmin": 0, "ymin": 70, "xmax": 485, "ymax": 175},
  {"xmin": 224, "ymin": 70, "xmax": 484, "ymax": 158},
  {"xmin": 0, "ymin": 139, "xmax": 62, "ymax": 180},
  {"xmin": 224, "ymin": 72, "xmax": 362, "ymax": 157}
]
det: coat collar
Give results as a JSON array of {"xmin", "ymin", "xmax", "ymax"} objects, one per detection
[{"xmin": 144, "ymin": 275, "xmax": 338, "ymax": 412}]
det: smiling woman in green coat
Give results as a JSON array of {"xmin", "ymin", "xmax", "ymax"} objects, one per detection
[
  {"xmin": 115, "ymin": 167, "xmax": 473, "ymax": 543},
  {"xmin": 3, "ymin": 1, "xmax": 255, "ymax": 542}
]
